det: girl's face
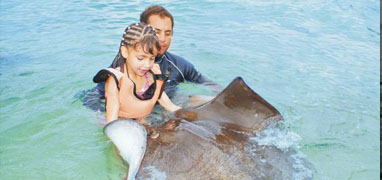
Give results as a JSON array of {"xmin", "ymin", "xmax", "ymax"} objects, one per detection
[{"xmin": 122, "ymin": 44, "xmax": 157, "ymax": 77}]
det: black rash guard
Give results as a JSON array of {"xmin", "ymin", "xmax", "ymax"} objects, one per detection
[
  {"xmin": 82, "ymin": 51, "xmax": 219, "ymax": 111},
  {"xmin": 153, "ymin": 52, "xmax": 215, "ymax": 97}
]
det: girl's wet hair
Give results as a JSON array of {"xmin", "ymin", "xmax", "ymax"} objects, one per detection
[
  {"xmin": 121, "ymin": 22, "xmax": 161, "ymax": 55},
  {"xmin": 112, "ymin": 23, "xmax": 160, "ymax": 69}
]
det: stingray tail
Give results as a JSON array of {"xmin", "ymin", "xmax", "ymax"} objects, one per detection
[{"xmin": 104, "ymin": 119, "xmax": 147, "ymax": 180}]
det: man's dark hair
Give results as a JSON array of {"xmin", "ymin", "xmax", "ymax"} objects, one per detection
[{"xmin": 140, "ymin": 5, "xmax": 174, "ymax": 29}]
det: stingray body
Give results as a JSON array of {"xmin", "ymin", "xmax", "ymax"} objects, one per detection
[{"xmin": 105, "ymin": 77, "xmax": 314, "ymax": 180}]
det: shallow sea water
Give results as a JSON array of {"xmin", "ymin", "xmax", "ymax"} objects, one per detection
[{"xmin": 0, "ymin": 0, "xmax": 380, "ymax": 179}]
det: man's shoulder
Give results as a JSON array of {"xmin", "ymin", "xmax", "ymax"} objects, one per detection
[{"xmin": 165, "ymin": 52, "xmax": 193, "ymax": 66}]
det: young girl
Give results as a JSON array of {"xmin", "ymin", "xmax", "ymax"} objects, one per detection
[{"xmin": 93, "ymin": 22, "xmax": 181, "ymax": 125}]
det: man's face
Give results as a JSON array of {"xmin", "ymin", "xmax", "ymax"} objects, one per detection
[{"xmin": 147, "ymin": 14, "xmax": 173, "ymax": 56}]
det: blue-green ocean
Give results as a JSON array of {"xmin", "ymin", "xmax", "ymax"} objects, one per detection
[{"xmin": 0, "ymin": 0, "xmax": 379, "ymax": 179}]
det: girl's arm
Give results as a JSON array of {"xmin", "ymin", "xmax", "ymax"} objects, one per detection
[
  {"xmin": 105, "ymin": 76, "xmax": 120, "ymax": 123},
  {"xmin": 158, "ymin": 92, "xmax": 181, "ymax": 112}
]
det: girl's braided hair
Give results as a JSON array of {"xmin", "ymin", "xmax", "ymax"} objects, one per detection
[{"xmin": 112, "ymin": 22, "xmax": 160, "ymax": 71}]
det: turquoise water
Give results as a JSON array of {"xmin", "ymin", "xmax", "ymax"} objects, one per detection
[{"xmin": 0, "ymin": 0, "xmax": 379, "ymax": 179}]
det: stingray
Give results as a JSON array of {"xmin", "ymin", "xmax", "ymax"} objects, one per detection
[{"xmin": 105, "ymin": 77, "xmax": 314, "ymax": 180}]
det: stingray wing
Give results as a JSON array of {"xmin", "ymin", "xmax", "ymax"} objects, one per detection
[{"xmin": 176, "ymin": 77, "xmax": 283, "ymax": 131}]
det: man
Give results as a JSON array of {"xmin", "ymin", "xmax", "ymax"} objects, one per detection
[
  {"xmin": 111, "ymin": 5, "xmax": 219, "ymax": 96},
  {"xmin": 82, "ymin": 5, "xmax": 219, "ymax": 111}
]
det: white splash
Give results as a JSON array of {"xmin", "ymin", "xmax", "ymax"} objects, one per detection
[
  {"xmin": 291, "ymin": 152, "xmax": 315, "ymax": 179},
  {"xmin": 250, "ymin": 125, "xmax": 302, "ymax": 151},
  {"xmin": 138, "ymin": 166, "xmax": 167, "ymax": 180}
]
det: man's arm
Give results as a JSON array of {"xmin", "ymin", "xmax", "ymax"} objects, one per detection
[
  {"xmin": 185, "ymin": 65, "xmax": 222, "ymax": 93},
  {"xmin": 166, "ymin": 52, "xmax": 222, "ymax": 93}
]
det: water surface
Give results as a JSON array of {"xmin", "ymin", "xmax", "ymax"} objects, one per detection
[{"xmin": 0, "ymin": 0, "xmax": 379, "ymax": 179}]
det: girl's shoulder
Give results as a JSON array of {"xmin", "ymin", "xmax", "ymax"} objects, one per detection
[
  {"xmin": 106, "ymin": 67, "xmax": 123, "ymax": 81},
  {"xmin": 93, "ymin": 67, "xmax": 123, "ymax": 83}
]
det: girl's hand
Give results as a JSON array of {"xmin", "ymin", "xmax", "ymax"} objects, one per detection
[
  {"xmin": 158, "ymin": 92, "xmax": 181, "ymax": 112},
  {"xmin": 174, "ymin": 109, "xmax": 198, "ymax": 122}
]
